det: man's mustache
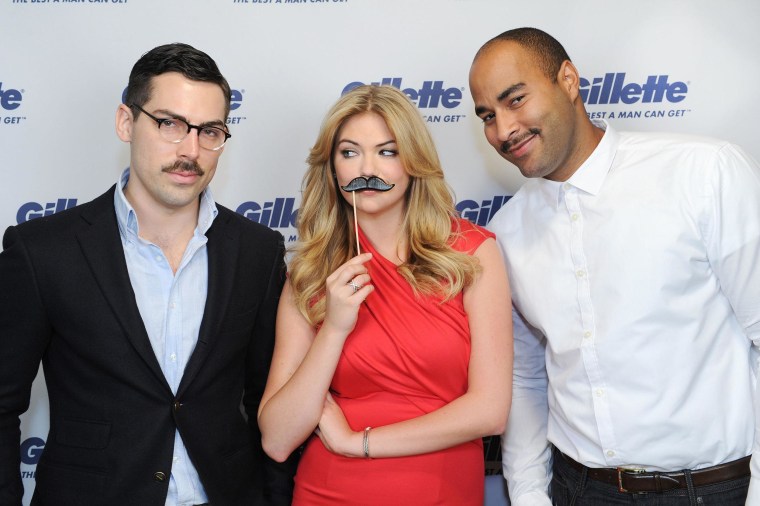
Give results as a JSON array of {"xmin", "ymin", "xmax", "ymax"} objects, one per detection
[
  {"xmin": 161, "ymin": 160, "xmax": 205, "ymax": 176},
  {"xmin": 500, "ymin": 128, "xmax": 541, "ymax": 154},
  {"xmin": 340, "ymin": 176, "xmax": 395, "ymax": 192}
]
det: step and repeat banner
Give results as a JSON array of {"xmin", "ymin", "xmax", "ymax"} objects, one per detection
[{"xmin": 2, "ymin": 1, "xmax": 759, "ymax": 504}]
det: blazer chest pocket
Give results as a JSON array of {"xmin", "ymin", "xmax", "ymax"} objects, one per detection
[{"xmin": 56, "ymin": 418, "xmax": 111, "ymax": 449}]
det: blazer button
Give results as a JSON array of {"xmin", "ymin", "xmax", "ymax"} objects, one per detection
[
  {"xmin": 173, "ymin": 400, "xmax": 181, "ymax": 412},
  {"xmin": 154, "ymin": 471, "xmax": 167, "ymax": 482}
]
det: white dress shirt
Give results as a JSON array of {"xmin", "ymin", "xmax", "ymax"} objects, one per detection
[{"xmin": 489, "ymin": 121, "xmax": 760, "ymax": 506}]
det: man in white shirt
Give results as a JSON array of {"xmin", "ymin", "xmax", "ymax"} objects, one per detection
[{"xmin": 469, "ymin": 27, "xmax": 760, "ymax": 506}]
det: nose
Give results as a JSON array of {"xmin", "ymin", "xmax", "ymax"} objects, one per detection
[
  {"xmin": 177, "ymin": 128, "xmax": 201, "ymax": 160},
  {"xmin": 359, "ymin": 153, "xmax": 375, "ymax": 177},
  {"xmin": 494, "ymin": 111, "xmax": 519, "ymax": 143}
]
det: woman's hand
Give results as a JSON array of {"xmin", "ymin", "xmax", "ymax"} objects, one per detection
[
  {"xmin": 315, "ymin": 393, "xmax": 362, "ymax": 458},
  {"xmin": 321, "ymin": 253, "xmax": 374, "ymax": 338},
  {"xmin": 257, "ymin": 254, "xmax": 374, "ymax": 463}
]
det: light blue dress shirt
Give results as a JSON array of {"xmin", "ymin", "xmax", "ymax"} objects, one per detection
[{"xmin": 114, "ymin": 168, "xmax": 217, "ymax": 506}]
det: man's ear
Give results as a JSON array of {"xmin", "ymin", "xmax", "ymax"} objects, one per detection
[
  {"xmin": 557, "ymin": 60, "xmax": 581, "ymax": 102},
  {"xmin": 115, "ymin": 104, "xmax": 133, "ymax": 143}
]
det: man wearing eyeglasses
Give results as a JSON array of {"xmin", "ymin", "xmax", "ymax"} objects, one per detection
[{"xmin": 0, "ymin": 43, "xmax": 297, "ymax": 506}]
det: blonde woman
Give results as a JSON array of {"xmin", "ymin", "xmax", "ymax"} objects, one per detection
[{"xmin": 258, "ymin": 85, "xmax": 512, "ymax": 505}]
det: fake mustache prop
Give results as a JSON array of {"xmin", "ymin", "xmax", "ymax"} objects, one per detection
[
  {"xmin": 340, "ymin": 176, "xmax": 395, "ymax": 192},
  {"xmin": 340, "ymin": 176, "xmax": 395, "ymax": 255}
]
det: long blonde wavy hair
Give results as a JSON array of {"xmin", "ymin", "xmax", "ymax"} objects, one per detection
[{"xmin": 290, "ymin": 85, "xmax": 480, "ymax": 326}]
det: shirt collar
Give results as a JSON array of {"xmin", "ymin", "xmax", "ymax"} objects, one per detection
[
  {"xmin": 114, "ymin": 167, "xmax": 218, "ymax": 244},
  {"xmin": 532, "ymin": 119, "xmax": 619, "ymax": 209},
  {"xmin": 566, "ymin": 119, "xmax": 618, "ymax": 196}
]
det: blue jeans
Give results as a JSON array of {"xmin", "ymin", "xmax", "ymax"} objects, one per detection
[{"xmin": 551, "ymin": 450, "xmax": 750, "ymax": 506}]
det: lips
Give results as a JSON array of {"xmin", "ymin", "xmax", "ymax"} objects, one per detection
[
  {"xmin": 166, "ymin": 170, "xmax": 200, "ymax": 184},
  {"xmin": 161, "ymin": 160, "xmax": 204, "ymax": 184},
  {"xmin": 506, "ymin": 134, "xmax": 536, "ymax": 158}
]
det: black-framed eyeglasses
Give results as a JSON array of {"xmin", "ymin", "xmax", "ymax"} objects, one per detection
[{"xmin": 130, "ymin": 104, "xmax": 231, "ymax": 151}]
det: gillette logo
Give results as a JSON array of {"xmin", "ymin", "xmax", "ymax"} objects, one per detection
[
  {"xmin": 456, "ymin": 196, "xmax": 511, "ymax": 227},
  {"xmin": 580, "ymin": 73, "xmax": 688, "ymax": 105},
  {"xmin": 17, "ymin": 199, "xmax": 77, "ymax": 224},
  {"xmin": 342, "ymin": 78, "xmax": 462, "ymax": 109},
  {"xmin": 0, "ymin": 82, "xmax": 23, "ymax": 111},
  {"xmin": 20, "ymin": 437, "xmax": 45, "ymax": 466},
  {"xmin": 229, "ymin": 89, "xmax": 243, "ymax": 111},
  {"xmin": 237, "ymin": 198, "xmax": 298, "ymax": 228}
]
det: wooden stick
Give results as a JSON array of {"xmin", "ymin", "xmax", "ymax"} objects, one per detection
[{"xmin": 352, "ymin": 190, "xmax": 361, "ymax": 255}]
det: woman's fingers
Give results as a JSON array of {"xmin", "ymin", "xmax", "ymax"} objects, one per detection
[{"xmin": 327, "ymin": 253, "xmax": 372, "ymax": 284}]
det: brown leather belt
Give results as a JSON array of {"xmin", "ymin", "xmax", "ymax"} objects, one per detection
[{"xmin": 558, "ymin": 452, "xmax": 751, "ymax": 494}]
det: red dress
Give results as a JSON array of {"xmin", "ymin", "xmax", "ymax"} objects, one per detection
[{"xmin": 293, "ymin": 219, "xmax": 495, "ymax": 505}]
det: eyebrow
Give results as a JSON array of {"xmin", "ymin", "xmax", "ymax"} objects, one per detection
[
  {"xmin": 152, "ymin": 109, "xmax": 226, "ymax": 129},
  {"xmin": 474, "ymin": 82, "xmax": 526, "ymax": 116},
  {"xmin": 338, "ymin": 138, "xmax": 397, "ymax": 148},
  {"xmin": 497, "ymin": 83, "xmax": 526, "ymax": 102}
]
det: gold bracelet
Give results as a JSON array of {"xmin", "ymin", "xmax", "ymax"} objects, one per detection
[{"xmin": 363, "ymin": 426, "xmax": 372, "ymax": 459}]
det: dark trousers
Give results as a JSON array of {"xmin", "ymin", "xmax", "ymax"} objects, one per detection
[{"xmin": 551, "ymin": 450, "xmax": 750, "ymax": 506}]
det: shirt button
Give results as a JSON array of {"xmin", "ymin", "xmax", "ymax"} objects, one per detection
[
  {"xmin": 576, "ymin": 270, "xmax": 586, "ymax": 278},
  {"xmin": 169, "ymin": 302, "xmax": 176, "ymax": 309},
  {"xmin": 606, "ymin": 450, "xmax": 616, "ymax": 457},
  {"xmin": 155, "ymin": 255, "xmax": 162, "ymax": 262},
  {"xmin": 154, "ymin": 471, "xmax": 167, "ymax": 482},
  {"xmin": 571, "ymin": 213, "xmax": 579, "ymax": 221},
  {"xmin": 563, "ymin": 183, "xmax": 572, "ymax": 190},
  {"xmin": 173, "ymin": 456, "xmax": 179, "ymax": 463},
  {"xmin": 584, "ymin": 331, "xmax": 592, "ymax": 338},
  {"xmin": 596, "ymin": 389, "xmax": 604, "ymax": 397},
  {"xmin": 170, "ymin": 353, "xmax": 177, "ymax": 362}
]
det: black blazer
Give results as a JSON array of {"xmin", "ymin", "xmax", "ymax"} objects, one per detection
[{"xmin": 0, "ymin": 187, "xmax": 297, "ymax": 506}]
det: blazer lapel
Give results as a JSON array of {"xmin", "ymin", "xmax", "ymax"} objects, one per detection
[
  {"xmin": 76, "ymin": 188, "xmax": 172, "ymax": 394},
  {"xmin": 178, "ymin": 210, "xmax": 240, "ymax": 395}
]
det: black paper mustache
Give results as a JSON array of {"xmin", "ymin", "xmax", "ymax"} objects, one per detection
[{"xmin": 340, "ymin": 176, "xmax": 395, "ymax": 192}]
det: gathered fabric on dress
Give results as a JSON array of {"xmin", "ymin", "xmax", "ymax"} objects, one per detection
[{"xmin": 293, "ymin": 219, "xmax": 494, "ymax": 505}]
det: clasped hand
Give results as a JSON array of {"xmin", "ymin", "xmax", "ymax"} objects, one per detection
[{"xmin": 315, "ymin": 393, "xmax": 362, "ymax": 458}]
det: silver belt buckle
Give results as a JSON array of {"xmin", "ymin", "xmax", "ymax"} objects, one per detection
[{"xmin": 617, "ymin": 466, "xmax": 647, "ymax": 493}]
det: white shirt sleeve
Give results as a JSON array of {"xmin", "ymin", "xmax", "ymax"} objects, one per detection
[
  {"xmin": 503, "ymin": 305, "xmax": 553, "ymax": 505},
  {"xmin": 703, "ymin": 143, "xmax": 760, "ymax": 344},
  {"xmin": 703, "ymin": 144, "xmax": 760, "ymax": 503}
]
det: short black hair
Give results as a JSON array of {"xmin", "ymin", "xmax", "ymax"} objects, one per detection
[
  {"xmin": 476, "ymin": 27, "xmax": 571, "ymax": 82},
  {"xmin": 124, "ymin": 42, "xmax": 232, "ymax": 119}
]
